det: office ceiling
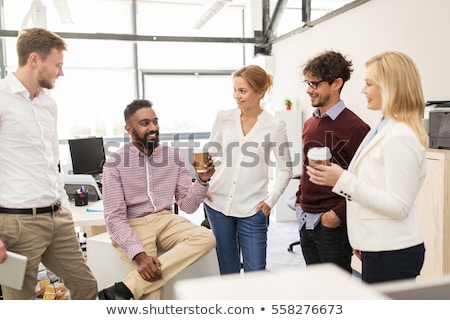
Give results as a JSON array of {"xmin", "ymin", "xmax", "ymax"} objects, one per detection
[
  {"xmin": 1, "ymin": 0, "xmax": 357, "ymax": 49},
  {"xmin": 136, "ymin": 0, "xmax": 356, "ymax": 34}
]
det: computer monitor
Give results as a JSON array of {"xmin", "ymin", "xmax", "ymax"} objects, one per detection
[{"xmin": 68, "ymin": 137, "xmax": 105, "ymax": 175}]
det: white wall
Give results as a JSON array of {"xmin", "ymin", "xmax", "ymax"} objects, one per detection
[{"xmin": 270, "ymin": 0, "xmax": 450, "ymax": 129}]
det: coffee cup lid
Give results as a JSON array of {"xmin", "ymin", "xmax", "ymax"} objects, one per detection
[
  {"xmin": 194, "ymin": 147, "xmax": 208, "ymax": 153},
  {"xmin": 307, "ymin": 147, "xmax": 331, "ymax": 160}
]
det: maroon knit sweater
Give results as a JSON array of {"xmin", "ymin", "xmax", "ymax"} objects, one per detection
[{"xmin": 296, "ymin": 108, "xmax": 370, "ymax": 224}]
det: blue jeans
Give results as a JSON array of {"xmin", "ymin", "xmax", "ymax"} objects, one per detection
[
  {"xmin": 204, "ymin": 203, "xmax": 268, "ymax": 275},
  {"xmin": 299, "ymin": 222, "xmax": 352, "ymax": 273},
  {"xmin": 361, "ymin": 243, "xmax": 425, "ymax": 284}
]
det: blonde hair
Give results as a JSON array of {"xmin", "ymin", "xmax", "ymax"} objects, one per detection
[
  {"xmin": 365, "ymin": 51, "xmax": 429, "ymax": 147},
  {"xmin": 232, "ymin": 64, "xmax": 273, "ymax": 95}
]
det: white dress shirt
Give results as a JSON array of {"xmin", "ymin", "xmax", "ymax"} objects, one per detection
[
  {"xmin": 0, "ymin": 73, "xmax": 69, "ymax": 209},
  {"xmin": 204, "ymin": 108, "xmax": 293, "ymax": 217}
]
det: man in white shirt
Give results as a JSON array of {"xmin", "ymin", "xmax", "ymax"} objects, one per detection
[{"xmin": 0, "ymin": 28, "xmax": 97, "ymax": 300}]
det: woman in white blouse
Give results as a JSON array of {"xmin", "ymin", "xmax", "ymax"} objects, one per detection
[
  {"xmin": 307, "ymin": 51, "xmax": 428, "ymax": 284},
  {"xmin": 204, "ymin": 65, "xmax": 293, "ymax": 274}
]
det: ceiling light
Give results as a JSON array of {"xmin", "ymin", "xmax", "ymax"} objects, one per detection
[
  {"xmin": 21, "ymin": 0, "xmax": 73, "ymax": 29},
  {"xmin": 21, "ymin": 0, "xmax": 47, "ymax": 29},
  {"xmin": 53, "ymin": 0, "xmax": 74, "ymax": 24},
  {"xmin": 193, "ymin": 0, "xmax": 232, "ymax": 29}
]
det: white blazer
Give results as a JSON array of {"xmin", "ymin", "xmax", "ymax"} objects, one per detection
[{"xmin": 332, "ymin": 119, "xmax": 426, "ymax": 251}]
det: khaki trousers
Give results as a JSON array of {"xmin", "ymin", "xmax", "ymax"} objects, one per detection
[
  {"xmin": 0, "ymin": 208, "xmax": 98, "ymax": 300},
  {"xmin": 113, "ymin": 210, "xmax": 216, "ymax": 300}
]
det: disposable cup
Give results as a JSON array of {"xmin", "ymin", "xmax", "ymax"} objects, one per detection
[
  {"xmin": 193, "ymin": 149, "xmax": 209, "ymax": 173},
  {"xmin": 307, "ymin": 147, "xmax": 331, "ymax": 167}
]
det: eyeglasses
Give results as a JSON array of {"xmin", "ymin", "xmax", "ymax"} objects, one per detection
[{"xmin": 304, "ymin": 79, "xmax": 326, "ymax": 90}]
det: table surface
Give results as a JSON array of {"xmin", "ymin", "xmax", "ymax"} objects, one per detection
[
  {"xmin": 69, "ymin": 200, "xmax": 203, "ymax": 227},
  {"xmin": 70, "ymin": 200, "xmax": 105, "ymax": 227},
  {"xmin": 173, "ymin": 263, "xmax": 389, "ymax": 300}
]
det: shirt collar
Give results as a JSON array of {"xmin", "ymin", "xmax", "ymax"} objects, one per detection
[
  {"xmin": 312, "ymin": 100, "xmax": 346, "ymax": 120},
  {"xmin": 6, "ymin": 73, "xmax": 28, "ymax": 95},
  {"xmin": 6, "ymin": 72, "xmax": 49, "ymax": 99},
  {"xmin": 376, "ymin": 116, "xmax": 390, "ymax": 132},
  {"xmin": 128, "ymin": 141, "xmax": 162, "ymax": 158}
]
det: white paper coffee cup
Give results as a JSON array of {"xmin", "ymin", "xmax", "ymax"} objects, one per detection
[{"xmin": 307, "ymin": 147, "xmax": 331, "ymax": 167}]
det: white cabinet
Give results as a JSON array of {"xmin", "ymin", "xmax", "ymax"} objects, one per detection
[
  {"xmin": 275, "ymin": 110, "xmax": 302, "ymax": 177},
  {"xmin": 273, "ymin": 110, "xmax": 302, "ymax": 222},
  {"xmin": 87, "ymin": 232, "xmax": 220, "ymax": 299},
  {"xmin": 416, "ymin": 149, "xmax": 450, "ymax": 279}
]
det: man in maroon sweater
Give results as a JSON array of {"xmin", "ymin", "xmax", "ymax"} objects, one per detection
[{"xmin": 295, "ymin": 51, "xmax": 370, "ymax": 273}]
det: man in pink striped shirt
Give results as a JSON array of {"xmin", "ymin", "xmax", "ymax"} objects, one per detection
[{"xmin": 98, "ymin": 99, "xmax": 216, "ymax": 300}]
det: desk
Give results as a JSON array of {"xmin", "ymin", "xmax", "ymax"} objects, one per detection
[
  {"xmin": 86, "ymin": 232, "xmax": 219, "ymax": 299},
  {"xmin": 173, "ymin": 263, "xmax": 388, "ymax": 300},
  {"xmin": 70, "ymin": 200, "xmax": 105, "ymax": 228},
  {"xmin": 374, "ymin": 273, "xmax": 450, "ymax": 299},
  {"xmin": 69, "ymin": 201, "xmax": 106, "ymax": 237}
]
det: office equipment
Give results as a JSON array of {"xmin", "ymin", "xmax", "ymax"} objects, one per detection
[
  {"xmin": 62, "ymin": 173, "xmax": 102, "ymax": 201},
  {"xmin": 68, "ymin": 137, "xmax": 105, "ymax": 175},
  {"xmin": 429, "ymin": 103, "xmax": 450, "ymax": 149},
  {"xmin": 74, "ymin": 189, "xmax": 88, "ymax": 206},
  {"xmin": 0, "ymin": 251, "xmax": 28, "ymax": 290}
]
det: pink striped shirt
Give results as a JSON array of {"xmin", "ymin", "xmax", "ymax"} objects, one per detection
[{"xmin": 102, "ymin": 143, "xmax": 208, "ymax": 260}]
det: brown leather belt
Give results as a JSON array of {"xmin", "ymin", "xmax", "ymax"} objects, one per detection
[{"xmin": 0, "ymin": 201, "xmax": 61, "ymax": 214}]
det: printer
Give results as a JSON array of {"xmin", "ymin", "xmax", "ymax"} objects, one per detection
[{"xmin": 428, "ymin": 101, "xmax": 450, "ymax": 149}]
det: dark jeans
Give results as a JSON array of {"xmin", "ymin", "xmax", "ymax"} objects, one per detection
[
  {"xmin": 361, "ymin": 243, "xmax": 425, "ymax": 284},
  {"xmin": 299, "ymin": 222, "xmax": 352, "ymax": 273},
  {"xmin": 204, "ymin": 204, "xmax": 268, "ymax": 275}
]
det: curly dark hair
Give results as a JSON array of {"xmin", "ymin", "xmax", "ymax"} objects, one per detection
[{"xmin": 302, "ymin": 50, "xmax": 353, "ymax": 92}]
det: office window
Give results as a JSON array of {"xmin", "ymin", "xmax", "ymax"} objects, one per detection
[
  {"xmin": 137, "ymin": 42, "xmax": 249, "ymax": 70},
  {"xmin": 143, "ymin": 72, "xmax": 236, "ymax": 134},
  {"xmin": 1, "ymin": 0, "xmax": 358, "ymax": 140},
  {"xmin": 274, "ymin": 0, "xmax": 358, "ymax": 37},
  {"xmin": 136, "ymin": 1, "xmax": 246, "ymax": 38},
  {"xmin": 2, "ymin": 0, "xmax": 134, "ymax": 34}
]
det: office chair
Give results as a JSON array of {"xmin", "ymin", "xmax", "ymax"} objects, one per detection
[{"xmin": 286, "ymin": 195, "xmax": 301, "ymax": 253}]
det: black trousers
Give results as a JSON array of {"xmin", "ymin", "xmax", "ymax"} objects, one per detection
[{"xmin": 361, "ymin": 243, "xmax": 425, "ymax": 284}]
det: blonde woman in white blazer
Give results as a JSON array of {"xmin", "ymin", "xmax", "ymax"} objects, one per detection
[{"xmin": 306, "ymin": 51, "xmax": 428, "ymax": 284}]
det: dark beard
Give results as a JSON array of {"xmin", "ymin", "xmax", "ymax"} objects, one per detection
[
  {"xmin": 38, "ymin": 78, "xmax": 54, "ymax": 90},
  {"xmin": 312, "ymin": 93, "xmax": 331, "ymax": 108},
  {"xmin": 134, "ymin": 130, "xmax": 160, "ymax": 152}
]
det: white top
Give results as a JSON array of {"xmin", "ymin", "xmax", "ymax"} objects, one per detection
[
  {"xmin": 333, "ymin": 119, "xmax": 425, "ymax": 251},
  {"xmin": 0, "ymin": 73, "xmax": 69, "ymax": 209},
  {"xmin": 204, "ymin": 108, "xmax": 293, "ymax": 217}
]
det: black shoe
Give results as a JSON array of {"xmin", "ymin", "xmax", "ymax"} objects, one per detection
[{"xmin": 98, "ymin": 282, "xmax": 133, "ymax": 300}]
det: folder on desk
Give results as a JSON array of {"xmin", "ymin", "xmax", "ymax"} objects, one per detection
[{"xmin": 86, "ymin": 200, "xmax": 103, "ymax": 212}]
